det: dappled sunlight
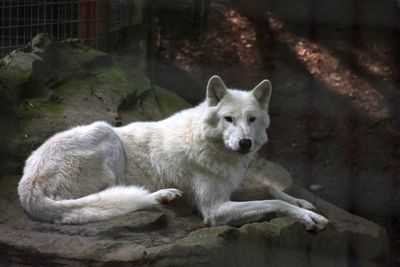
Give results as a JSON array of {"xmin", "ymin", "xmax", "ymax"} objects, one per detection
[
  {"xmin": 172, "ymin": 9, "xmax": 263, "ymax": 83},
  {"xmin": 351, "ymin": 48, "xmax": 393, "ymax": 78},
  {"xmin": 268, "ymin": 15, "xmax": 391, "ymax": 120}
]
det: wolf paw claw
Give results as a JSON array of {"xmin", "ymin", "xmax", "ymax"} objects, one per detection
[{"xmin": 293, "ymin": 198, "xmax": 316, "ymax": 211}]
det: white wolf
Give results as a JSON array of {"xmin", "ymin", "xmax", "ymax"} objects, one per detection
[{"xmin": 18, "ymin": 75, "xmax": 329, "ymax": 230}]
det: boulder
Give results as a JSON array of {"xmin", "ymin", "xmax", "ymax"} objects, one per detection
[
  {"xmin": 0, "ymin": 159, "xmax": 388, "ymax": 266},
  {"xmin": 0, "ymin": 34, "xmax": 190, "ymax": 164}
]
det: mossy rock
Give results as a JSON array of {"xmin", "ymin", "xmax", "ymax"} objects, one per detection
[
  {"xmin": 1, "ymin": 34, "xmax": 189, "ymax": 162},
  {"xmin": 12, "ymin": 61, "xmax": 190, "ymax": 160}
]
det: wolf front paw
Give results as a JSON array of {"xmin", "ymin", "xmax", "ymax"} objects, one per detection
[
  {"xmin": 298, "ymin": 210, "xmax": 329, "ymax": 231},
  {"xmin": 153, "ymin": 188, "xmax": 183, "ymax": 204},
  {"xmin": 287, "ymin": 207, "xmax": 329, "ymax": 231}
]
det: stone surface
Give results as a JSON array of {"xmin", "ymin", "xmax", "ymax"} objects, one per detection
[
  {"xmin": 0, "ymin": 173, "xmax": 204, "ymax": 265},
  {"xmin": 0, "ymin": 159, "xmax": 388, "ymax": 266},
  {"xmin": 0, "ymin": 34, "xmax": 190, "ymax": 165}
]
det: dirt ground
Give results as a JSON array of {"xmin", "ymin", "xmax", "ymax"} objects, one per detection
[{"xmin": 153, "ymin": 1, "xmax": 400, "ymax": 266}]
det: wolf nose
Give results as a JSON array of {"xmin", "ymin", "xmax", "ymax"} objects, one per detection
[{"xmin": 239, "ymin": 139, "xmax": 252, "ymax": 150}]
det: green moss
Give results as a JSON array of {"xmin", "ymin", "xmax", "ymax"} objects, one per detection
[
  {"xmin": 154, "ymin": 86, "xmax": 191, "ymax": 116},
  {"xmin": 102, "ymin": 67, "xmax": 134, "ymax": 93},
  {"xmin": 12, "ymin": 55, "xmax": 190, "ymax": 127},
  {"xmin": 16, "ymin": 99, "xmax": 62, "ymax": 122},
  {"xmin": 98, "ymin": 64, "xmax": 150, "ymax": 96},
  {"xmin": 56, "ymin": 79, "xmax": 88, "ymax": 96},
  {"xmin": 104, "ymin": 66, "xmax": 128, "ymax": 82}
]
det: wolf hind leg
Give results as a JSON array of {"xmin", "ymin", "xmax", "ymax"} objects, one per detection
[{"xmin": 57, "ymin": 186, "xmax": 183, "ymax": 224}]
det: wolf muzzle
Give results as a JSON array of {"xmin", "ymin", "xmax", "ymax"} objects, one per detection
[{"xmin": 238, "ymin": 138, "xmax": 252, "ymax": 153}]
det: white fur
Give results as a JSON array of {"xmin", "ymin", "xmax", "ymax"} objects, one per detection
[{"xmin": 18, "ymin": 75, "xmax": 329, "ymax": 230}]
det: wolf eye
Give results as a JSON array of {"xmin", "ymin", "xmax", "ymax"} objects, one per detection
[
  {"xmin": 249, "ymin": 117, "xmax": 256, "ymax": 122},
  {"xmin": 224, "ymin": 116, "xmax": 233, "ymax": 122}
]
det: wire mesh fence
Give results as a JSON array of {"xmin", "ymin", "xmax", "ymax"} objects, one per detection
[{"xmin": 0, "ymin": 0, "xmax": 144, "ymax": 57}]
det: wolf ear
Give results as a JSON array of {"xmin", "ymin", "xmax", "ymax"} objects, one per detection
[
  {"xmin": 207, "ymin": 75, "xmax": 227, "ymax": 106},
  {"xmin": 252, "ymin": 79, "xmax": 272, "ymax": 109}
]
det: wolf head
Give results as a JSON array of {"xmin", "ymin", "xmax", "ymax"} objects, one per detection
[{"xmin": 202, "ymin": 75, "xmax": 272, "ymax": 154}]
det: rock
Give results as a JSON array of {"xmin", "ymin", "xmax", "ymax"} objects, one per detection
[
  {"xmin": 289, "ymin": 186, "xmax": 388, "ymax": 266},
  {"xmin": 59, "ymin": 38, "xmax": 112, "ymax": 69},
  {"xmin": 0, "ymin": 34, "xmax": 190, "ymax": 163},
  {"xmin": 0, "ymin": 57, "xmax": 30, "ymax": 173},
  {"xmin": 0, "ymin": 159, "xmax": 388, "ymax": 266},
  {"xmin": 0, "ymin": 174, "xmax": 205, "ymax": 265}
]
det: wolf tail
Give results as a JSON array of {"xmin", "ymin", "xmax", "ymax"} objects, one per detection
[{"xmin": 18, "ymin": 184, "xmax": 180, "ymax": 224}]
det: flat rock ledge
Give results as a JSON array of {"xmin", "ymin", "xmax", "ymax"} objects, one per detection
[{"xmin": 0, "ymin": 159, "xmax": 388, "ymax": 267}]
